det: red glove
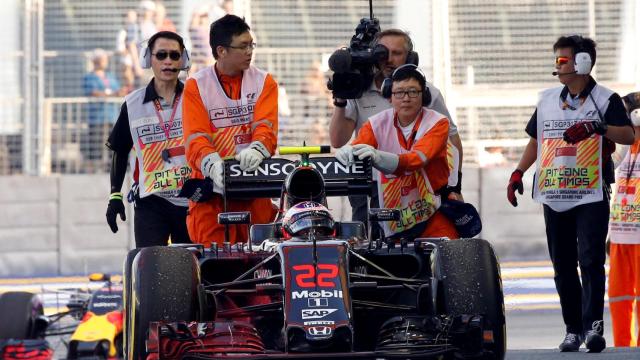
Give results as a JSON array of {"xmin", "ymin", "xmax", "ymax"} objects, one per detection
[
  {"xmin": 563, "ymin": 120, "xmax": 607, "ymax": 144},
  {"xmin": 507, "ymin": 169, "xmax": 524, "ymax": 207}
]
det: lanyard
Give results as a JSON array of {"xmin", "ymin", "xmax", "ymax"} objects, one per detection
[
  {"xmin": 152, "ymin": 93, "xmax": 181, "ymax": 140},
  {"xmin": 625, "ymin": 148, "xmax": 639, "ymax": 184},
  {"xmin": 394, "ymin": 109, "xmax": 423, "ymax": 150}
]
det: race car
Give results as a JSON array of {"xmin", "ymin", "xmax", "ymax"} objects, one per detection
[
  {"xmin": 0, "ymin": 273, "xmax": 124, "ymax": 359},
  {"xmin": 124, "ymin": 146, "xmax": 506, "ymax": 360}
]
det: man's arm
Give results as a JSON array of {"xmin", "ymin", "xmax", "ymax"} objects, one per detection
[
  {"xmin": 449, "ymin": 133, "xmax": 463, "ymax": 168},
  {"xmin": 110, "ymin": 151, "xmax": 129, "ymax": 193},
  {"xmin": 604, "ymin": 93, "xmax": 635, "ymax": 145},
  {"xmin": 427, "ymin": 85, "xmax": 465, "ymax": 172},
  {"xmin": 251, "ymin": 74, "xmax": 279, "ymax": 154},
  {"xmin": 396, "ymin": 119, "xmax": 449, "ymax": 174},
  {"xmin": 516, "ymin": 137, "xmax": 538, "ymax": 173},
  {"xmin": 183, "ymin": 78, "xmax": 216, "ymax": 172},
  {"xmin": 605, "ymin": 125, "xmax": 635, "ymax": 145},
  {"xmin": 329, "ymin": 103, "xmax": 357, "ymax": 148},
  {"xmin": 106, "ymin": 103, "xmax": 133, "ymax": 193}
]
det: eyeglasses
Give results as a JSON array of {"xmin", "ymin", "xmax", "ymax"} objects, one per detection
[
  {"xmin": 153, "ymin": 50, "xmax": 181, "ymax": 61},
  {"xmin": 555, "ymin": 56, "xmax": 570, "ymax": 66},
  {"xmin": 392, "ymin": 89, "xmax": 422, "ymax": 99},
  {"xmin": 226, "ymin": 42, "xmax": 257, "ymax": 52}
]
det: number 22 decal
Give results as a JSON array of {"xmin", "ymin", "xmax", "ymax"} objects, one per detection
[{"xmin": 293, "ymin": 264, "xmax": 338, "ymax": 288}]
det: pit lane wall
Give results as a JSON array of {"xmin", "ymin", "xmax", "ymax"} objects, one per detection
[{"xmin": 0, "ymin": 167, "xmax": 547, "ymax": 277}]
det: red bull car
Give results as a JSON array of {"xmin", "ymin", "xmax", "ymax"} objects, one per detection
[
  {"xmin": 124, "ymin": 146, "xmax": 506, "ymax": 360},
  {"xmin": 0, "ymin": 274, "xmax": 123, "ymax": 359}
]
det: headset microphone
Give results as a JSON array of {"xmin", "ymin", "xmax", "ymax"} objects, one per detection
[{"xmin": 552, "ymin": 70, "xmax": 577, "ymax": 76}]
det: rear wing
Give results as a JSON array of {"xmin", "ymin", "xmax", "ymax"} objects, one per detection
[{"xmin": 224, "ymin": 157, "xmax": 374, "ymax": 200}]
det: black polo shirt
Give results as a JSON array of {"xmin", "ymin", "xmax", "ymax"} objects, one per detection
[
  {"xmin": 106, "ymin": 79, "xmax": 184, "ymax": 155},
  {"xmin": 525, "ymin": 77, "xmax": 632, "ymax": 184}
]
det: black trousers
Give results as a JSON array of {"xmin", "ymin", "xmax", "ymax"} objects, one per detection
[
  {"xmin": 543, "ymin": 193, "xmax": 609, "ymax": 335},
  {"xmin": 134, "ymin": 194, "xmax": 191, "ymax": 248}
]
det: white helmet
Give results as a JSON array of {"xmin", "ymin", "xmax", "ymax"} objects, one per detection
[{"xmin": 282, "ymin": 201, "xmax": 334, "ymax": 237}]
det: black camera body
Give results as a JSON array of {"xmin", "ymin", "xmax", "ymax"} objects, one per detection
[{"xmin": 327, "ymin": 17, "xmax": 388, "ymax": 99}]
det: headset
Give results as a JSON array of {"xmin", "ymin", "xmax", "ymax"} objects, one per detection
[
  {"xmin": 140, "ymin": 46, "xmax": 191, "ymax": 70},
  {"xmin": 381, "ymin": 64, "xmax": 431, "ymax": 106},
  {"xmin": 568, "ymin": 34, "xmax": 593, "ymax": 75}
]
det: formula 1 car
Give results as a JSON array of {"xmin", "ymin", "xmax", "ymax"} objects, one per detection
[
  {"xmin": 124, "ymin": 146, "xmax": 506, "ymax": 360},
  {"xmin": 0, "ymin": 273, "xmax": 124, "ymax": 359}
]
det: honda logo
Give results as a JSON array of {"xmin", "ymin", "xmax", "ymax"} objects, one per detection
[{"xmin": 308, "ymin": 326, "xmax": 332, "ymax": 336}]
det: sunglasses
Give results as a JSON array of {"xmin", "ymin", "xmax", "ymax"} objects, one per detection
[
  {"xmin": 153, "ymin": 50, "xmax": 181, "ymax": 61},
  {"xmin": 555, "ymin": 56, "xmax": 570, "ymax": 66}
]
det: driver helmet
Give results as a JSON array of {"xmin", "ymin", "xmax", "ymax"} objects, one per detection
[{"xmin": 282, "ymin": 201, "xmax": 334, "ymax": 238}]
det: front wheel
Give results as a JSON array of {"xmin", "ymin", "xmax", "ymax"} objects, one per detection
[
  {"xmin": 433, "ymin": 238, "xmax": 506, "ymax": 360},
  {"xmin": 125, "ymin": 246, "xmax": 200, "ymax": 360},
  {"xmin": 0, "ymin": 292, "xmax": 44, "ymax": 339}
]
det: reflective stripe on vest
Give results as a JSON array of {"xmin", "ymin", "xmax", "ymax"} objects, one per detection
[
  {"xmin": 447, "ymin": 141, "xmax": 459, "ymax": 186},
  {"xmin": 192, "ymin": 65, "xmax": 267, "ymax": 158},
  {"xmin": 533, "ymin": 84, "xmax": 611, "ymax": 212},
  {"xmin": 369, "ymin": 107, "xmax": 444, "ymax": 237},
  {"xmin": 125, "ymin": 86, "xmax": 190, "ymax": 206},
  {"xmin": 610, "ymin": 141, "xmax": 640, "ymax": 244}
]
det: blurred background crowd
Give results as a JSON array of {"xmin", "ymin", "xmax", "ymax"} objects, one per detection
[{"xmin": 0, "ymin": 0, "xmax": 637, "ymax": 176}]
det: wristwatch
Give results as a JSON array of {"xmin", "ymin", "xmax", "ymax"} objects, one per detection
[{"xmin": 333, "ymin": 98, "xmax": 347, "ymax": 108}]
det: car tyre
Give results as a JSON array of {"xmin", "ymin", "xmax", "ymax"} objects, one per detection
[
  {"xmin": 126, "ymin": 246, "xmax": 200, "ymax": 360},
  {"xmin": 122, "ymin": 248, "xmax": 141, "ymax": 358},
  {"xmin": 0, "ymin": 292, "xmax": 44, "ymax": 339},
  {"xmin": 433, "ymin": 238, "xmax": 506, "ymax": 360}
]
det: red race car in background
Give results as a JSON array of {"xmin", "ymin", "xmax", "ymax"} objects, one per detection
[{"xmin": 0, "ymin": 273, "xmax": 123, "ymax": 359}]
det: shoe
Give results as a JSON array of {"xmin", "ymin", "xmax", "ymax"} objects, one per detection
[
  {"xmin": 584, "ymin": 321, "xmax": 606, "ymax": 353},
  {"xmin": 558, "ymin": 332, "xmax": 582, "ymax": 352}
]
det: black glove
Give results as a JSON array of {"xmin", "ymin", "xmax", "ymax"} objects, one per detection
[
  {"xmin": 177, "ymin": 178, "xmax": 215, "ymax": 202},
  {"xmin": 106, "ymin": 193, "xmax": 126, "ymax": 233},
  {"xmin": 563, "ymin": 120, "xmax": 607, "ymax": 144}
]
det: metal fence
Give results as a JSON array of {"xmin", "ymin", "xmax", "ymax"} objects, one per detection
[{"xmin": 1, "ymin": 0, "xmax": 638, "ymax": 175}]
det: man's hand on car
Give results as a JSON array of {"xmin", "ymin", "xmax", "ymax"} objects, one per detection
[
  {"xmin": 336, "ymin": 145, "xmax": 355, "ymax": 166},
  {"xmin": 201, "ymin": 152, "xmax": 224, "ymax": 191},
  {"xmin": 353, "ymin": 144, "xmax": 399, "ymax": 174},
  {"xmin": 236, "ymin": 141, "xmax": 270, "ymax": 172},
  {"xmin": 106, "ymin": 193, "xmax": 126, "ymax": 233}
]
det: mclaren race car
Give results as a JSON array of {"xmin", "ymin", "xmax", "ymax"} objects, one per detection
[
  {"xmin": 124, "ymin": 146, "xmax": 506, "ymax": 360},
  {"xmin": 0, "ymin": 273, "xmax": 124, "ymax": 359}
]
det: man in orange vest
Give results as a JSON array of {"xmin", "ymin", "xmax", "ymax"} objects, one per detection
[
  {"xmin": 608, "ymin": 91, "xmax": 640, "ymax": 347},
  {"xmin": 335, "ymin": 64, "xmax": 458, "ymax": 239},
  {"xmin": 182, "ymin": 15, "xmax": 278, "ymax": 247}
]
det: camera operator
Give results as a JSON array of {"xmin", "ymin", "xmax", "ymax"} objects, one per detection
[{"xmin": 329, "ymin": 29, "xmax": 464, "ymax": 224}]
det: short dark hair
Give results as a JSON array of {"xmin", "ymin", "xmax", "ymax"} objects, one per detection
[
  {"xmin": 148, "ymin": 31, "xmax": 185, "ymax": 52},
  {"xmin": 553, "ymin": 35, "xmax": 597, "ymax": 67},
  {"xmin": 209, "ymin": 14, "xmax": 250, "ymax": 59},
  {"xmin": 392, "ymin": 65, "xmax": 426, "ymax": 92}
]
